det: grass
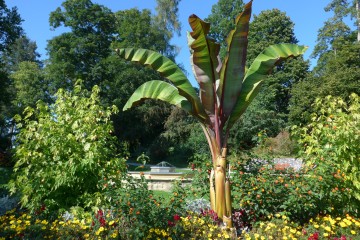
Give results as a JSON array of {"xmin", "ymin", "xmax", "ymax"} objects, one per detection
[{"xmin": 152, "ymin": 190, "xmax": 172, "ymax": 201}]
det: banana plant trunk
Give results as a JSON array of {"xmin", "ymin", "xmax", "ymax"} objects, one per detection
[{"xmin": 202, "ymin": 125, "xmax": 232, "ymax": 227}]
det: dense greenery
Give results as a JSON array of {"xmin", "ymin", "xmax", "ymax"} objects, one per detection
[
  {"xmin": 0, "ymin": 0, "xmax": 359, "ymax": 239},
  {"xmin": 8, "ymin": 83, "xmax": 125, "ymax": 212},
  {"xmin": 0, "ymin": 0, "xmax": 23, "ymax": 158},
  {"xmin": 293, "ymin": 93, "xmax": 360, "ymax": 201}
]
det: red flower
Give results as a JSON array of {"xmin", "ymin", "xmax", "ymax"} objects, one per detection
[
  {"xmin": 173, "ymin": 214, "xmax": 180, "ymax": 221},
  {"xmin": 168, "ymin": 220, "xmax": 175, "ymax": 227},
  {"xmin": 95, "ymin": 209, "xmax": 106, "ymax": 227},
  {"xmin": 308, "ymin": 232, "xmax": 319, "ymax": 240}
]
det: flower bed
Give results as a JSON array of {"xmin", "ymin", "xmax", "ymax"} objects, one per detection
[{"xmin": 1, "ymin": 208, "xmax": 360, "ymax": 239}]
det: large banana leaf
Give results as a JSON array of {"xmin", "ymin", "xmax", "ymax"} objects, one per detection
[
  {"xmin": 188, "ymin": 15, "xmax": 221, "ymax": 117},
  {"xmin": 116, "ymin": 48, "xmax": 209, "ymax": 124},
  {"xmin": 218, "ymin": 1, "xmax": 252, "ymax": 120},
  {"xmin": 226, "ymin": 43, "xmax": 308, "ymax": 129},
  {"xmin": 123, "ymin": 80, "xmax": 193, "ymax": 113}
]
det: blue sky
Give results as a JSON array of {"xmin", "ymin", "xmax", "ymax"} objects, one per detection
[{"xmin": 6, "ymin": 0, "xmax": 336, "ymax": 84}]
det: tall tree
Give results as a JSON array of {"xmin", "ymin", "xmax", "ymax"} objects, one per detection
[
  {"xmin": 324, "ymin": 0, "xmax": 360, "ymax": 41},
  {"xmin": 289, "ymin": 40, "xmax": 360, "ymax": 125},
  {"xmin": 3, "ymin": 36, "xmax": 41, "ymax": 72},
  {"xmin": 154, "ymin": 0, "xmax": 182, "ymax": 58},
  {"xmin": 155, "ymin": 0, "xmax": 181, "ymax": 37},
  {"xmin": 289, "ymin": 0, "xmax": 360, "ymax": 125},
  {"xmin": 205, "ymin": 0, "xmax": 244, "ymax": 58},
  {"xmin": 0, "ymin": 38, "xmax": 43, "ymax": 161},
  {"xmin": 0, "ymin": 0, "xmax": 22, "ymax": 157},
  {"xmin": 112, "ymin": 8, "xmax": 175, "ymax": 58},
  {"xmin": 46, "ymin": 0, "xmax": 116, "ymax": 92},
  {"xmin": 10, "ymin": 62, "xmax": 48, "ymax": 110},
  {"xmin": 0, "ymin": 0, "xmax": 22, "ymax": 52},
  {"xmin": 312, "ymin": 0, "xmax": 359, "ymax": 71}
]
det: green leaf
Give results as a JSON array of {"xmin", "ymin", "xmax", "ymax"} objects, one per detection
[
  {"xmin": 218, "ymin": 0, "xmax": 252, "ymax": 119},
  {"xmin": 123, "ymin": 80, "xmax": 192, "ymax": 113},
  {"xmin": 227, "ymin": 43, "xmax": 308, "ymax": 129},
  {"xmin": 188, "ymin": 15, "xmax": 221, "ymax": 117},
  {"xmin": 116, "ymin": 48, "xmax": 209, "ymax": 124}
]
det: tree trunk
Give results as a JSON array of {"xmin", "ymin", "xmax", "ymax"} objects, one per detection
[
  {"xmin": 202, "ymin": 125, "xmax": 233, "ymax": 227},
  {"xmin": 209, "ymin": 148, "xmax": 233, "ymax": 227}
]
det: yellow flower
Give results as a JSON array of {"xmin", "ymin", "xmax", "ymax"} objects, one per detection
[
  {"xmin": 345, "ymin": 220, "xmax": 352, "ymax": 226},
  {"xmin": 339, "ymin": 221, "xmax": 347, "ymax": 228},
  {"xmin": 323, "ymin": 233, "xmax": 329, "ymax": 237},
  {"xmin": 324, "ymin": 226, "xmax": 331, "ymax": 232},
  {"xmin": 84, "ymin": 234, "xmax": 90, "ymax": 238},
  {"xmin": 254, "ymin": 233, "xmax": 260, "ymax": 239},
  {"xmin": 72, "ymin": 219, "xmax": 80, "ymax": 224},
  {"xmin": 351, "ymin": 230, "xmax": 356, "ymax": 235},
  {"xmin": 41, "ymin": 219, "xmax": 48, "ymax": 225},
  {"xmin": 111, "ymin": 233, "xmax": 118, "ymax": 238},
  {"xmin": 99, "ymin": 226, "xmax": 105, "ymax": 232},
  {"xmin": 108, "ymin": 220, "xmax": 115, "ymax": 226},
  {"xmin": 314, "ymin": 224, "xmax": 319, "ymax": 229}
]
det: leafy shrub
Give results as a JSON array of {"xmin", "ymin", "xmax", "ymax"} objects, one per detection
[
  {"xmin": 231, "ymin": 155, "xmax": 355, "ymax": 224},
  {"xmin": 8, "ymin": 82, "xmax": 126, "ymax": 213},
  {"xmin": 95, "ymin": 175, "xmax": 188, "ymax": 239},
  {"xmin": 253, "ymin": 130, "xmax": 297, "ymax": 156},
  {"xmin": 292, "ymin": 93, "xmax": 360, "ymax": 201}
]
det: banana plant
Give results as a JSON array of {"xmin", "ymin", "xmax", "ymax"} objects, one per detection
[{"xmin": 117, "ymin": 0, "xmax": 307, "ymax": 227}]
